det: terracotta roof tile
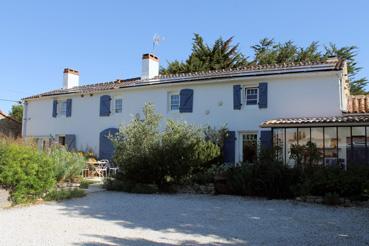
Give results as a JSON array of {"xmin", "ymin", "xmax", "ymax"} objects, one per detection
[
  {"xmin": 23, "ymin": 59, "xmax": 345, "ymax": 100},
  {"xmin": 347, "ymin": 95, "xmax": 369, "ymax": 113},
  {"xmin": 261, "ymin": 114, "xmax": 369, "ymax": 128}
]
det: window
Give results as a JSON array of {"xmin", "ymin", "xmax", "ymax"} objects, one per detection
[
  {"xmin": 58, "ymin": 101, "xmax": 67, "ymax": 116},
  {"xmin": 324, "ymin": 127, "xmax": 338, "ymax": 166},
  {"xmin": 245, "ymin": 88, "xmax": 258, "ymax": 105},
  {"xmin": 169, "ymin": 93, "xmax": 180, "ymax": 111},
  {"xmin": 114, "ymin": 98, "xmax": 123, "ymax": 113},
  {"xmin": 286, "ymin": 128, "xmax": 297, "ymax": 166},
  {"xmin": 241, "ymin": 133, "xmax": 257, "ymax": 163},
  {"xmin": 58, "ymin": 136, "xmax": 66, "ymax": 146}
]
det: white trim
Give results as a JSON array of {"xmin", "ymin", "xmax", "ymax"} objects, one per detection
[{"xmin": 167, "ymin": 91, "xmax": 180, "ymax": 112}]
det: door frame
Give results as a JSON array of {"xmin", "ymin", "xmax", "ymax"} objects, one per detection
[{"xmin": 238, "ymin": 131, "xmax": 259, "ymax": 164}]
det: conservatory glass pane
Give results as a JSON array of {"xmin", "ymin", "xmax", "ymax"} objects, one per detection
[
  {"xmin": 298, "ymin": 128, "xmax": 310, "ymax": 146},
  {"xmin": 352, "ymin": 127, "xmax": 366, "ymax": 166},
  {"xmin": 338, "ymin": 127, "xmax": 350, "ymax": 169},
  {"xmin": 324, "ymin": 127, "xmax": 338, "ymax": 166},
  {"xmin": 311, "ymin": 128, "xmax": 324, "ymax": 164},
  {"xmin": 273, "ymin": 128, "xmax": 285, "ymax": 163},
  {"xmin": 286, "ymin": 128, "xmax": 297, "ymax": 167}
]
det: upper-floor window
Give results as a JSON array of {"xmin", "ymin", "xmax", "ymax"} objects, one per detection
[
  {"xmin": 114, "ymin": 98, "xmax": 123, "ymax": 113},
  {"xmin": 59, "ymin": 100, "xmax": 68, "ymax": 116},
  {"xmin": 245, "ymin": 87, "xmax": 258, "ymax": 105},
  {"xmin": 169, "ymin": 92, "xmax": 180, "ymax": 111}
]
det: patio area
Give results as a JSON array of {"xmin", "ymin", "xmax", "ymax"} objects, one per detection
[{"xmin": 1, "ymin": 191, "xmax": 369, "ymax": 245}]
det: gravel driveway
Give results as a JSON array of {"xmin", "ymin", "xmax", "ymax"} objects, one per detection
[{"xmin": 0, "ymin": 191, "xmax": 368, "ymax": 246}]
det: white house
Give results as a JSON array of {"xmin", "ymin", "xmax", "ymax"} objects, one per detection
[{"xmin": 22, "ymin": 53, "xmax": 369, "ymax": 167}]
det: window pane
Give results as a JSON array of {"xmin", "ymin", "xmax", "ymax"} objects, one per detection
[
  {"xmin": 297, "ymin": 128, "xmax": 310, "ymax": 146},
  {"xmin": 242, "ymin": 133, "xmax": 257, "ymax": 163},
  {"xmin": 352, "ymin": 127, "xmax": 366, "ymax": 166},
  {"xmin": 286, "ymin": 128, "xmax": 297, "ymax": 167},
  {"xmin": 115, "ymin": 99, "xmax": 122, "ymax": 113},
  {"xmin": 273, "ymin": 128, "xmax": 285, "ymax": 163},
  {"xmin": 311, "ymin": 128, "xmax": 324, "ymax": 164},
  {"xmin": 170, "ymin": 94, "xmax": 179, "ymax": 110},
  {"xmin": 324, "ymin": 127, "xmax": 338, "ymax": 166},
  {"xmin": 246, "ymin": 88, "xmax": 258, "ymax": 105},
  {"xmin": 338, "ymin": 127, "xmax": 350, "ymax": 169}
]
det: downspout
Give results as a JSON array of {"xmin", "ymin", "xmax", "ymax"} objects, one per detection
[{"xmin": 22, "ymin": 101, "xmax": 28, "ymax": 138}]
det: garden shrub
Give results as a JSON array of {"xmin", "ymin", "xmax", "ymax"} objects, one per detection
[
  {"xmin": 44, "ymin": 188, "xmax": 86, "ymax": 201},
  {"xmin": 0, "ymin": 141, "xmax": 55, "ymax": 204},
  {"xmin": 48, "ymin": 146, "xmax": 86, "ymax": 183},
  {"xmin": 112, "ymin": 104, "xmax": 221, "ymax": 189},
  {"xmin": 224, "ymin": 161, "xmax": 301, "ymax": 199}
]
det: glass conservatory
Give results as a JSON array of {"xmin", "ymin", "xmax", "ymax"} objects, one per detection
[{"xmin": 261, "ymin": 115, "xmax": 369, "ymax": 169}]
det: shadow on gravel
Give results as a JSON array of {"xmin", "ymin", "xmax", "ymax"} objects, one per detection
[{"xmin": 59, "ymin": 191, "xmax": 369, "ymax": 246}]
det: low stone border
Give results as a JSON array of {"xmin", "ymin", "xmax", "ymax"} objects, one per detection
[
  {"xmin": 176, "ymin": 184, "xmax": 215, "ymax": 195},
  {"xmin": 0, "ymin": 188, "xmax": 11, "ymax": 208},
  {"xmin": 296, "ymin": 196, "xmax": 369, "ymax": 207}
]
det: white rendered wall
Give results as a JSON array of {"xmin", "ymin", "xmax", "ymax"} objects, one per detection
[{"xmin": 25, "ymin": 71, "xmax": 342, "ymax": 162}]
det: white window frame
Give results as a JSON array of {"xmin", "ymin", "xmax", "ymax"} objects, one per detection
[
  {"xmin": 58, "ymin": 100, "xmax": 68, "ymax": 116},
  {"xmin": 245, "ymin": 87, "xmax": 259, "ymax": 106},
  {"xmin": 168, "ymin": 92, "xmax": 180, "ymax": 112},
  {"xmin": 113, "ymin": 97, "xmax": 123, "ymax": 114}
]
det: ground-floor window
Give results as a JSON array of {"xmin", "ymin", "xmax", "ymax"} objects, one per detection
[
  {"xmin": 58, "ymin": 136, "xmax": 66, "ymax": 146},
  {"xmin": 241, "ymin": 133, "xmax": 258, "ymax": 163},
  {"xmin": 272, "ymin": 126, "xmax": 369, "ymax": 168}
]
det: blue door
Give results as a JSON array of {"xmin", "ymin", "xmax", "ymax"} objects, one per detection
[{"xmin": 99, "ymin": 128, "xmax": 119, "ymax": 160}]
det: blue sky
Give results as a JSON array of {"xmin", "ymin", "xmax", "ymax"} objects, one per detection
[{"xmin": 0, "ymin": 0, "xmax": 368, "ymax": 113}]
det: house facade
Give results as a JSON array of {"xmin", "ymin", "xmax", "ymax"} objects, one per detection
[{"xmin": 23, "ymin": 54, "xmax": 369, "ymax": 167}]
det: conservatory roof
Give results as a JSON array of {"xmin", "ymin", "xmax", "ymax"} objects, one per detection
[{"xmin": 261, "ymin": 114, "xmax": 369, "ymax": 128}]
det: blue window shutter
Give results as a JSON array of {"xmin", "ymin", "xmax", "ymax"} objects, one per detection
[
  {"xmin": 258, "ymin": 82, "xmax": 268, "ymax": 108},
  {"xmin": 223, "ymin": 131, "xmax": 236, "ymax": 164},
  {"xmin": 100, "ymin": 95, "xmax": 111, "ymax": 116},
  {"xmin": 233, "ymin": 85, "xmax": 242, "ymax": 110},
  {"xmin": 260, "ymin": 130, "xmax": 272, "ymax": 150},
  {"xmin": 99, "ymin": 128, "xmax": 119, "ymax": 160},
  {"xmin": 66, "ymin": 99, "xmax": 72, "ymax": 117},
  {"xmin": 52, "ymin": 100, "xmax": 58, "ymax": 118},
  {"xmin": 179, "ymin": 89, "xmax": 193, "ymax": 113},
  {"xmin": 65, "ymin": 134, "xmax": 76, "ymax": 151}
]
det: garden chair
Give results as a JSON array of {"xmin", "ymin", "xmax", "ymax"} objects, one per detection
[
  {"xmin": 108, "ymin": 162, "xmax": 119, "ymax": 176},
  {"xmin": 95, "ymin": 160, "xmax": 108, "ymax": 177}
]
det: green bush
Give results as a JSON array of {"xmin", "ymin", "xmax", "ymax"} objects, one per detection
[
  {"xmin": 323, "ymin": 192, "xmax": 341, "ymax": 206},
  {"xmin": 79, "ymin": 179, "xmax": 95, "ymax": 189},
  {"xmin": 48, "ymin": 146, "xmax": 86, "ymax": 183},
  {"xmin": 0, "ymin": 142, "xmax": 56, "ymax": 204},
  {"xmin": 104, "ymin": 175, "xmax": 158, "ymax": 194},
  {"xmin": 224, "ymin": 161, "xmax": 301, "ymax": 199},
  {"xmin": 44, "ymin": 188, "xmax": 86, "ymax": 201},
  {"xmin": 112, "ymin": 104, "xmax": 221, "ymax": 189}
]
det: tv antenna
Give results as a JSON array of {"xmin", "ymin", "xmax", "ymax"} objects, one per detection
[{"xmin": 152, "ymin": 33, "xmax": 164, "ymax": 54}]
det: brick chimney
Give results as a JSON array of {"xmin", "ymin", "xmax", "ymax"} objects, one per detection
[
  {"xmin": 63, "ymin": 68, "xmax": 80, "ymax": 89},
  {"xmin": 141, "ymin": 53, "xmax": 159, "ymax": 80}
]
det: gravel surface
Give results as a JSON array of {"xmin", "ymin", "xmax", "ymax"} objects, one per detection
[{"xmin": 0, "ymin": 191, "xmax": 368, "ymax": 246}]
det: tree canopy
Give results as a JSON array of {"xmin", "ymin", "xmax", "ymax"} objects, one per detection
[
  {"xmin": 8, "ymin": 104, "xmax": 23, "ymax": 122},
  {"xmin": 160, "ymin": 34, "xmax": 367, "ymax": 95}
]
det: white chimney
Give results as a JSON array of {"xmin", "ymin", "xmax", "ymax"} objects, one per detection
[
  {"xmin": 141, "ymin": 53, "xmax": 159, "ymax": 80},
  {"xmin": 63, "ymin": 68, "xmax": 80, "ymax": 89}
]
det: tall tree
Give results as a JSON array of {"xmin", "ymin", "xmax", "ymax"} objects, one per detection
[
  {"xmin": 8, "ymin": 104, "xmax": 23, "ymax": 122},
  {"xmin": 251, "ymin": 39, "xmax": 367, "ymax": 94},
  {"xmin": 161, "ymin": 34, "xmax": 248, "ymax": 74},
  {"xmin": 161, "ymin": 35, "xmax": 367, "ymax": 94},
  {"xmin": 324, "ymin": 43, "xmax": 367, "ymax": 94}
]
